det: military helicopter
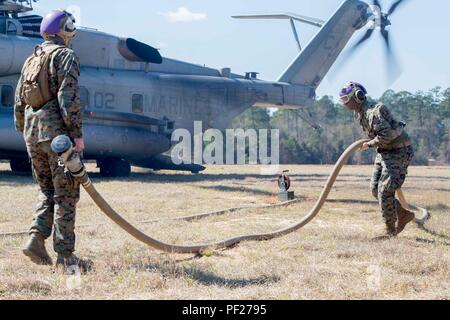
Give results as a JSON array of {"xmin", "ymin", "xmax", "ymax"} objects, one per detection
[{"xmin": 0, "ymin": 0, "xmax": 406, "ymax": 177}]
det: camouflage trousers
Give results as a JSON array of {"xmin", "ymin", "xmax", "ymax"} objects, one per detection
[
  {"xmin": 26, "ymin": 141, "xmax": 80, "ymax": 255},
  {"xmin": 370, "ymin": 146, "xmax": 414, "ymax": 226}
]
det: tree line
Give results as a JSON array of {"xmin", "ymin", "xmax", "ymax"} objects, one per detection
[{"xmin": 231, "ymin": 87, "xmax": 450, "ymax": 165}]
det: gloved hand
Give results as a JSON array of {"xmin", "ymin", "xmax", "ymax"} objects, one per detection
[
  {"xmin": 74, "ymin": 138, "xmax": 85, "ymax": 152},
  {"xmin": 360, "ymin": 142, "xmax": 370, "ymax": 151}
]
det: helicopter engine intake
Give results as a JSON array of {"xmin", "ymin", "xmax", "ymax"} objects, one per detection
[{"xmin": 118, "ymin": 38, "xmax": 162, "ymax": 64}]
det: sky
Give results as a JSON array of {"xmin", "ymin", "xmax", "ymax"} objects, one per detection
[{"xmin": 31, "ymin": 0, "xmax": 450, "ymax": 99}]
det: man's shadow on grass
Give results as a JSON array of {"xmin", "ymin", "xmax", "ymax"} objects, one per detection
[
  {"xmin": 126, "ymin": 260, "xmax": 280, "ymax": 288},
  {"xmin": 0, "ymin": 170, "xmax": 33, "ymax": 186}
]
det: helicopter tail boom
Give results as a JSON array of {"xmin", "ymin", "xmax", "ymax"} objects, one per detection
[{"xmin": 277, "ymin": 0, "xmax": 369, "ymax": 88}]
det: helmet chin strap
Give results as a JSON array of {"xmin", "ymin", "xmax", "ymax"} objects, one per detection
[
  {"xmin": 44, "ymin": 34, "xmax": 72, "ymax": 46},
  {"xmin": 47, "ymin": 33, "xmax": 74, "ymax": 47},
  {"xmin": 345, "ymin": 98, "xmax": 364, "ymax": 113},
  {"xmin": 58, "ymin": 32, "xmax": 75, "ymax": 46}
]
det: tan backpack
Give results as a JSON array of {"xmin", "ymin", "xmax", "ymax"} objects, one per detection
[{"xmin": 21, "ymin": 44, "xmax": 65, "ymax": 108}]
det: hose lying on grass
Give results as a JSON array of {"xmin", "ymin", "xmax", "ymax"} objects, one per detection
[
  {"xmin": 1, "ymin": 138, "xmax": 430, "ymax": 253},
  {"xmin": 0, "ymin": 200, "xmax": 303, "ymax": 237},
  {"xmin": 59, "ymin": 138, "xmax": 433, "ymax": 253}
]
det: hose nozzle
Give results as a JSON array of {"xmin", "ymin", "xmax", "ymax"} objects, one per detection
[{"xmin": 51, "ymin": 135, "xmax": 91, "ymax": 187}]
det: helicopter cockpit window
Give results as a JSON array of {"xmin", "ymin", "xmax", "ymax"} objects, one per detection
[
  {"xmin": 0, "ymin": 18, "xmax": 6, "ymax": 34},
  {"xmin": 1, "ymin": 85, "xmax": 14, "ymax": 108},
  {"xmin": 79, "ymin": 87, "xmax": 89, "ymax": 111},
  {"xmin": 132, "ymin": 94, "xmax": 144, "ymax": 113}
]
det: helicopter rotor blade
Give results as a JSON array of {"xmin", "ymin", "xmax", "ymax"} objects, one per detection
[
  {"xmin": 388, "ymin": 0, "xmax": 407, "ymax": 16},
  {"xmin": 326, "ymin": 26, "xmax": 375, "ymax": 81},
  {"xmin": 329, "ymin": 27, "xmax": 373, "ymax": 73},
  {"xmin": 352, "ymin": 27, "xmax": 375, "ymax": 49},
  {"xmin": 380, "ymin": 28, "xmax": 390, "ymax": 48},
  {"xmin": 373, "ymin": 0, "xmax": 383, "ymax": 11},
  {"xmin": 380, "ymin": 28, "xmax": 402, "ymax": 85}
]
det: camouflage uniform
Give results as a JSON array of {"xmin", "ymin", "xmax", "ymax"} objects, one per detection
[
  {"xmin": 14, "ymin": 39, "xmax": 82, "ymax": 256},
  {"xmin": 358, "ymin": 102, "xmax": 414, "ymax": 227}
]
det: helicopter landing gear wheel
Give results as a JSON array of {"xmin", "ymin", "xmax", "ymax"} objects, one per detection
[
  {"xmin": 98, "ymin": 158, "xmax": 131, "ymax": 178},
  {"xmin": 10, "ymin": 159, "xmax": 32, "ymax": 174}
]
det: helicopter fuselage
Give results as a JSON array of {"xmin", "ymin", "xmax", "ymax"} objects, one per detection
[{"xmin": 0, "ymin": 0, "xmax": 372, "ymax": 176}]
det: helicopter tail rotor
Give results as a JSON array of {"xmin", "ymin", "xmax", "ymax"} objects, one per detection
[{"xmin": 333, "ymin": 0, "xmax": 409, "ymax": 85}]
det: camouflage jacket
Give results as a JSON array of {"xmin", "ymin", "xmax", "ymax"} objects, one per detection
[
  {"xmin": 14, "ymin": 40, "xmax": 82, "ymax": 144},
  {"xmin": 358, "ymin": 102, "xmax": 410, "ymax": 149}
]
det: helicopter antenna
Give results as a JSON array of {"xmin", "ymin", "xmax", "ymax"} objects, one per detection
[{"xmin": 232, "ymin": 13, "xmax": 325, "ymax": 52}]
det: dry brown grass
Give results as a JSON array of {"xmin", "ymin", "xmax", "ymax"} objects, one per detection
[{"xmin": 0, "ymin": 163, "xmax": 449, "ymax": 300}]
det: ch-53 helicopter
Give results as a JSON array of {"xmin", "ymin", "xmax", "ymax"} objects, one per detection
[{"xmin": 0, "ymin": 0, "xmax": 406, "ymax": 177}]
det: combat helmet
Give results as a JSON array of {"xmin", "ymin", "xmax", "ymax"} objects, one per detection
[
  {"xmin": 40, "ymin": 9, "xmax": 77, "ymax": 45},
  {"xmin": 339, "ymin": 81, "xmax": 368, "ymax": 104}
]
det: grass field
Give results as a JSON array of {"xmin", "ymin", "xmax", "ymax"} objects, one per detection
[{"xmin": 0, "ymin": 162, "xmax": 448, "ymax": 300}]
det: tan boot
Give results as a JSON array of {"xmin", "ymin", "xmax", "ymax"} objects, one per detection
[
  {"xmin": 372, "ymin": 222, "xmax": 397, "ymax": 241},
  {"xmin": 22, "ymin": 233, "xmax": 53, "ymax": 266},
  {"xmin": 55, "ymin": 253, "xmax": 94, "ymax": 274},
  {"xmin": 397, "ymin": 205, "xmax": 415, "ymax": 235}
]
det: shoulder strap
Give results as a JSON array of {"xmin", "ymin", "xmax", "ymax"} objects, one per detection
[
  {"xmin": 25, "ymin": 45, "xmax": 64, "ymax": 83},
  {"xmin": 44, "ymin": 44, "xmax": 66, "ymax": 56},
  {"xmin": 37, "ymin": 45, "xmax": 66, "ymax": 102}
]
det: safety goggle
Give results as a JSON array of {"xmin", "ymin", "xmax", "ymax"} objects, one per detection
[
  {"xmin": 339, "ymin": 86, "xmax": 356, "ymax": 104},
  {"xmin": 339, "ymin": 94, "xmax": 352, "ymax": 104}
]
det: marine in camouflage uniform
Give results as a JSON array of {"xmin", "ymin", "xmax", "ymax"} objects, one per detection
[
  {"xmin": 339, "ymin": 82, "xmax": 415, "ymax": 237},
  {"xmin": 14, "ymin": 10, "xmax": 85, "ymax": 267},
  {"xmin": 359, "ymin": 102, "xmax": 414, "ymax": 231}
]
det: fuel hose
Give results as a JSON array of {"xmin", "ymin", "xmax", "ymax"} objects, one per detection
[{"xmin": 47, "ymin": 137, "xmax": 429, "ymax": 254}]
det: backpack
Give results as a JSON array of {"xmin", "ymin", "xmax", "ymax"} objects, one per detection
[{"xmin": 21, "ymin": 44, "xmax": 65, "ymax": 108}]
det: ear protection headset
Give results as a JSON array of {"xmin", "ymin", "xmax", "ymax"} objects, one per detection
[
  {"xmin": 354, "ymin": 86, "xmax": 367, "ymax": 103},
  {"xmin": 62, "ymin": 12, "xmax": 76, "ymax": 33},
  {"xmin": 339, "ymin": 82, "xmax": 367, "ymax": 104},
  {"xmin": 58, "ymin": 11, "xmax": 77, "ymax": 41}
]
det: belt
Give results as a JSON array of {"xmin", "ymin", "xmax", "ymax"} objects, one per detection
[
  {"xmin": 31, "ymin": 105, "xmax": 44, "ymax": 111},
  {"xmin": 30, "ymin": 98, "xmax": 57, "ymax": 111},
  {"xmin": 377, "ymin": 141, "xmax": 411, "ymax": 153}
]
